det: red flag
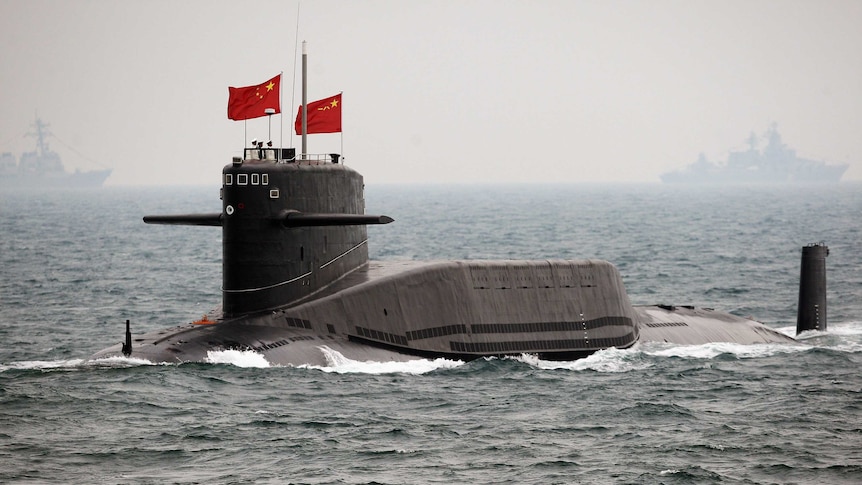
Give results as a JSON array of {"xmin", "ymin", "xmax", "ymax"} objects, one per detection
[
  {"xmin": 227, "ymin": 74, "xmax": 281, "ymax": 121},
  {"xmin": 294, "ymin": 93, "xmax": 342, "ymax": 134}
]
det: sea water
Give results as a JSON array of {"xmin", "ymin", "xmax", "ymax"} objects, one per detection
[{"xmin": 1, "ymin": 183, "xmax": 860, "ymax": 484}]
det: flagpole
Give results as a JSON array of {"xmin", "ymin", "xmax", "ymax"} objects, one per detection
[
  {"xmin": 301, "ymin": 40, "xmax": 308, "ymax": 160},
  {"xmin": 340, "ymin": 91, "xmax": 344, "ymax": 164},
  {"xmin": 279, "ymin": 71, "xmax": 283, "ymax": 159},
  {"xmin": 290, "ymin": 2, "xmax": 301, "ymax": 152}
]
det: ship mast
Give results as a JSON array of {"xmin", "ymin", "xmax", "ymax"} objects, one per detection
[
  {"xmin": 27, "ymin": 118, "xmax": 51, "ymax": 156},
  {"xmin": 301, "ymin": 41, "xmax": 308, "ymax": 159}
]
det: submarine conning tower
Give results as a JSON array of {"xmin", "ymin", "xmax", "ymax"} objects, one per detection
[
  {"xmin": 221, "ymin": 154, "xmax": 389, "ymax": 316},
  {"xmin": 143, "ymin": 150, "xmax": 393, "ymax": 318},
  {"xmin": 796, "ymin": 242, "xmax": 829, "ymax": 335}
]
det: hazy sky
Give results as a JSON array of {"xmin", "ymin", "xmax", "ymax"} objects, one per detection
[{"xmin": 2, "ymin": 0, "xmax": 860, "ymax": 186}]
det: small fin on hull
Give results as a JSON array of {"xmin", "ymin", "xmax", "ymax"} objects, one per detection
[{"xmin": 143, "ymin": 213, "xmax": 223, "ymax": 226}]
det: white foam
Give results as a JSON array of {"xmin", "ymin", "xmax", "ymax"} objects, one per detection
[
  {"xmin": 779, "ymin": 321, "xmax": 862, "ymax": 353},
  {"xmin": 508, "ymin": 337, "xmax": 830, "ymax": 372},
  {"xmin": 513, "ymin": 346, "xmax": 653, "ymax": 373},
  {"xmin": 782, "ymin": 321, "xmax": 862, "ymax": 339},
  {"xmin": 299, "ymin": 346, "xmax": 464, "ymax": 374},
  {"xmin": 205, "ymin": 349, "xmax": 271, "ymax": 368},
  {"xmin": 805, "ymin": 321, "xmax": 862, "ymax": 337},
  {"xmin": 1, "ymin": 356, "xmax": 161, "ymax": 372},
  {"xmin": 642, "ymin": 340, "xmax": 809, "ymax": 360},
  {"xmin": 87, "ymin": 355, "xmax": 159, "ymax": 367},
  {"xmin": 0, "ymin": 358, "xmax": 86, "ymax": 372}
]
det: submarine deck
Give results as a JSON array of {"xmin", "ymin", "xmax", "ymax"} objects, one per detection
[
  {"xmin": 92, "ymin": 259, "xmax": 797, "ymax": 366},
  {"xmin": 634, "ymin": 305, "xmax": 797, "ymax": 345},
  {"xmin": 286, "ymin": 260, "xmax": 438, "ymax": 309},
  {"xmin": 234, "ymin": 259, "xmax": 796, "ymax": 349}
]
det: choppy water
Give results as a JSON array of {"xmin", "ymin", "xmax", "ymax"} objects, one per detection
[{"xmin": 1, "ymin": 183, "xmax": 861, "ymax": 484}]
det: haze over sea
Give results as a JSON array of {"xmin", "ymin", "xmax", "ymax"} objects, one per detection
[{"xmin": 1, "ymin": 182, "xmax": 861, "ymax": 484}]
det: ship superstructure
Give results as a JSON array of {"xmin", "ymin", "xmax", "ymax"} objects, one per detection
[
  {"xmin": 0, "ymin": 118, "xmax": 111, "ymax": 189},
  {"xmin": 661, "ymin": 125, "xmax": 848, "ymax": 184}
]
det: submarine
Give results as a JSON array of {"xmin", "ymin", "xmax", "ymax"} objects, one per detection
[
  {"xmin": 91, "ymin": 46, "xmax": 828, "ymax": 366},
  {"xmin": 90, "ymin": 144, "xmax": 830, "ymax": 366}
]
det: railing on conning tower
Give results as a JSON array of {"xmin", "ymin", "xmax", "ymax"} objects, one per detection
[
  {"xmin": 242, "ymin": 147, "xmax": 341, "ymax": 164},
  {"xmin": 243, "ymin": 147, "xmax": 295, "ymax": 161}
]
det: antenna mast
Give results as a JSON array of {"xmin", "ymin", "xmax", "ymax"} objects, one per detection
[{"xmin": 301, "ymin": 41, "xmax": 308, "ymax": 159}]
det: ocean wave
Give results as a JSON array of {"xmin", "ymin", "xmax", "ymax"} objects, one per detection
[
  {"xmin": 0, "ymin": 356, "xmax": 159, "ymax": 372},
  {"xmin": 795, "ymin": 320, "xmax": 862, "ymax": 338},
  {"xmin": 512, "ymin": 347, "xmax": 653, "ymax": 373},
  {"xmin": 298, "ymin": 345, "xmax": 465, "ymax": 374},
  {"xmin": 0, "ymin": 358, "xmax": 86, "ymax": 372},
  {"xmin": 640, "ymin": 340, "xmax": 811, "ymax": 360},
  {"xmin": 783, "ymin": 321, "xmax": 862, "ymax": 353},
  {"xmin": 6, "ymin": 322, "xmax": 859, "ymax": 375},
  {"xmin": 87, "ymin": 355, "xmax": 161, "ymax": 367},
  {"xmin": 504, "ymin": 338, "xmax": 835, "ymax": 373},
  {"xmin": 204, "ymin": 349, "xmax": 271, "ymax": 368}
]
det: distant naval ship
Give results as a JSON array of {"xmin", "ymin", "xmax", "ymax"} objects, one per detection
[
  {"xmin": 0, "ymin": 118, "xmax": 111, "ymax": 189},
  {"xmin": 660, "ymin": 125, "xmax": 849, "ymax": 184}
]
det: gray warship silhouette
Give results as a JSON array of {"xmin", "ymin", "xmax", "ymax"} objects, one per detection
[
  {"xmin": 0, "ymin": 118, "xmax": 111, "ymax": 189},
  {"xmin": 661, "ymin": 124, "xmax": 848, "ymax": 184}
]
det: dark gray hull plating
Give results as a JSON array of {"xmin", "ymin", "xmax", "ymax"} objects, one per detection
[{"xmin": 91, "ymin": 260, "xmax": 795, "ymax": 366}]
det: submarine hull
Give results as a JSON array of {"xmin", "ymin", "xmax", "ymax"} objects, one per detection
[
  {"xmin": 90, "ymin": 153, "xmax": 806, "ymax": 366},
  {"xmin": 93, "ymin": 259, "xmax": 641, "ymax": 365},
  {"xmin": 91, "ymin": 259, "xmax": 795, "ymax": 366}
]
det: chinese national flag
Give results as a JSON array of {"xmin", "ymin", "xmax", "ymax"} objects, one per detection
[
  {"xmin": 294, "ymin": 93, "xmax": 342, "ymax": 134},
  {"xmin": 227, "ymin": 74, "xmax": 281, "ymax": 121}
]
